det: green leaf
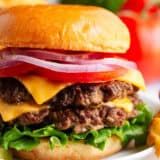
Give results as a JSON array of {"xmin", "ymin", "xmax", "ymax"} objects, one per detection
[
  {"xmin": 0, "ymin": 103, "xmax": 152, "ymax": 151},
  {"xmin": 0, "ymin": 125, "xmax": 68, "ymax": 151},
  {"xmin": 101, "ymin": 0, "xmax": 127, "ymax": 12},
  {"xmin": 72, "ymin": 103, "xmax": 152, "ymax": 150},
  {"xmin": 9, "ymin": 137, "xmax": 40, "ymax": 151},
  {"xmin": 49, "ymin": 136, "xmax": 61, "ymax": 149},
  {"xmin": 32, "ymin": 126, "xmax": 68, "ymax": 145},
  {"xmin": 2, "ymin": 126, "xmax": 23, "ymax": 150},
  {"xmin": 32, "ymin": 126, "xmax": 54, "ymax": 137},
  {"xmin": 132, "ymin": 103, "xmax": 153, "ymax": 125},
  {"xmin": 60, "ymin": 0, "xmax": 127, "ymax": 12}
]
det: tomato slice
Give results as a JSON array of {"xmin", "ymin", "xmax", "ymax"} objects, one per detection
[
  {"xmin": 0, "ymin": 63, "xmax": 36, "ymax": 77},
  {"xmin": 0, "ymin": 62, "xmax": 127, "ymax": 83},
  {"xmin": 36, "ymin": 67, "xmax": 126, "ymax": 83}
]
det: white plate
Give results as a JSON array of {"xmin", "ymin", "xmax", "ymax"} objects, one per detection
[{"xmin": 103, "ymin": 92, "xmax": 160, "ymax": 160}]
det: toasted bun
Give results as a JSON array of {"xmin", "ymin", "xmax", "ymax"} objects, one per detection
[
  {"xmin": 13, "ymin": 136, "xmax": 122, "ymax": 160},
  {"xmin": 0, "ymin": 5, "xmax": 130, "ymax": 53},
  {"xmin": 0, "ymin": 45, "xmax": 4, "ymax": 50},
  {"xmin": 0, "ymin": 0, "xmax": 46, "ymax": 8}
]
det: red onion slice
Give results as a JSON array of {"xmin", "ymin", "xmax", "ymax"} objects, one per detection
[
  {"xmin": 25, "ymin": 50, "xmax": 136, "ymax": 69},
  {"xmin": 0, "ymin": 59, "xmax": 21, "ymax": 68},
  {"xmin": 3, "ymin": 49, "xmax": 137, "ymax": 69},
  {"xmin": 8, "ymin": 48, "xmax": 119, "ymax": 61},
  {"xmin": 1, "ymin": 54, "xmax": 121, "ymax": 73}
]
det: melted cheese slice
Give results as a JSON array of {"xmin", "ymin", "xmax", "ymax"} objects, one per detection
[
  {"xmin": 118, "ymin": 69, "xmax": 145, "ymax": 90},
  {"xmin": 18, "ymin": 76, "xmax": 70, "ymax": 105},
  {"xmin": 0, "ymin": 69, "xmax": 144, "ymax": 122},
  {"xmin": 0, "ymin": 100, "xmax": 46, "ymax": 122},
  {"xmin": 111, "ymin": 98, "xmax": 134, "ymax": 113},
  {"xmin": 17, "ymin": 69, "xmax": 145, "ymax": 105}
]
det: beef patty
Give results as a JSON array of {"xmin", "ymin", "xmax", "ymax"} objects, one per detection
[
  {"xmin": 50, "ymin": 80, "xmax": 137, "ymax": 110},
  {"xmin": 16, "ymin": 105, "xmax": 138, "ymax": 133},
  {"xmin": 0, "ymin": 78, "xmax": 137, "ymax": 107},
  {"xmin": 0, "ymin": 78, "xmax": 32, "ymax": 104},
  {"xmin": 50, "ymin": 105, "xmax": 138, "ymax": 133},
  {"xmin": 0, "ymin": 78, "xmax": 139, "ymax": 133}
]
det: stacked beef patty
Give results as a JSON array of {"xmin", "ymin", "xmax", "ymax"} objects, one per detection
[{"xmin": 0, "ymin": 78, "xmax": 140, "ymax": 133}]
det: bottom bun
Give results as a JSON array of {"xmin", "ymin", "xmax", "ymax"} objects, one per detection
[{"xmin": 13, "ymin": 136, "xmax": 122, "ymax": 160}]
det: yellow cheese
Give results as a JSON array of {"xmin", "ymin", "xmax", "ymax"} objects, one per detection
[
  {"xmin": 18, "ymin": 76, "xmax": 70, "ymax": 105},
  {"xmin": 111, "ymin": 98, "xmax": 134, "ymax": 113},
  {"xmin": 0, "ymin": 100, "xmax": 46, "ymax": 122},
  {"xmin": 0, "ymin": 69, "xmax": 143, "ymax": 122},
  {"xmin": 118, "ymin": 69, "xmax": 145, "ymax": 90},
  {"xmin": 17, "ymin": 69, "xmax": 145, "ymax": 106}
]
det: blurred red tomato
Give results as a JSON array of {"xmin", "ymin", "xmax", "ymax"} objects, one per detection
[
  {"xmin": 122, "ymin": 0, "xmax": 149, "ymax": 13},
  {"xmin": 119, "ymin": 8, "xmax": 160, "ymax": 83}
]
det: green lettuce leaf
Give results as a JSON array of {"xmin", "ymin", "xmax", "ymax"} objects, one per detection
[
  {"xmin": 71, "ymin": 103, "xmax": 152, "ymax": 149},
  {"xmin": 131, "ymin": 103, "xmax": 152, "ymax": 125},
  {"xmin": 0, "ymin": 125, "xmax": 68, "ymax": 151},
  {"xmin": 9, "ymin": 137, "xmax": 39, "ymax": 151},
  {"xmin": 0, "ymin": 103, "xmax": 152, "ymax": 151}
]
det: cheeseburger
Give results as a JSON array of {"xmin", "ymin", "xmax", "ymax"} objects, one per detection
[{"xmin": 0, "ymin": 5, "xmax": 152, "ymax": 160}]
